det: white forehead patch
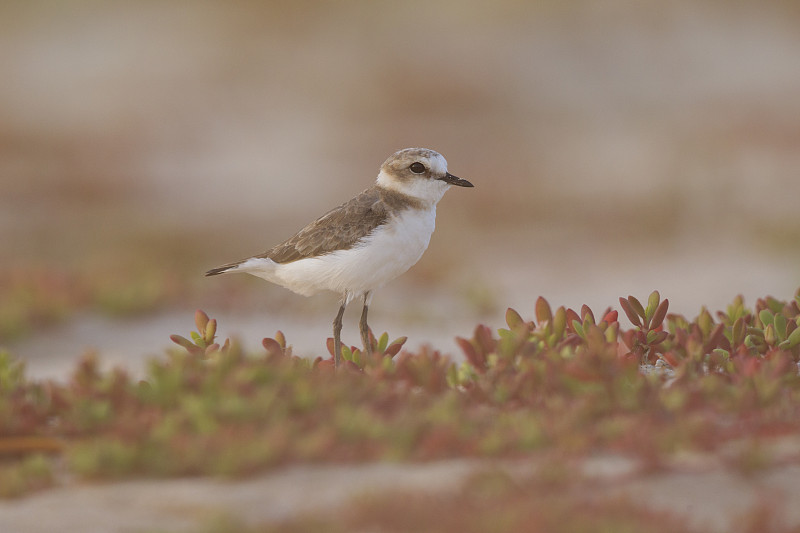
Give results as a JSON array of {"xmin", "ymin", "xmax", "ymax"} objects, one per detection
[{"xmin": 429, "ymin": 152, "xmax": 448, "ymax": 176}]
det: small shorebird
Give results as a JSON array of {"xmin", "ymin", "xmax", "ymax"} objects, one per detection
[{"xmin": 206, "ymin": 148, "xmax": 473, "ymax": 367}]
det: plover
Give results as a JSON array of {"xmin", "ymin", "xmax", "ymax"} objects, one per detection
[{"xmin": 206, "ymin": 148, "xmax": 473, "ymax": 367}]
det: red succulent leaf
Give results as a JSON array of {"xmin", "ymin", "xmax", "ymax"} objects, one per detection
[
  {"xmin": 651, "ymin": 299, "xmax": 670, "ymax": 330},
  {"xmin": 262, "ymin": 337, "xmax": 283, "ymax": 356},
  {"xmin": 601, "ymin": 310, "xmax": 619, "ymax": 325},
  {"xmin": 565, "ymin": 309, "xmax": 581, "ymax": 332},
  {"xmin": 342, "ymin": 360, "xmax": 362, "ymax": 373},
  {"xmin": 662, "ymin": 351, "xmax": 681, "ymax": 367},
  {"xmin": 315, "ymin": 358, "xmax": 335, "ymax": 372},
  {"xmin": 475, "ymin": 324, "xmax": 496, "ymax": 355},
  {"xmin": 204, "ymin": 343, "xmax": 220, "ymax": 354},
  {"xmin": 194, "ymin": 309, "xmax": 210, "ymax": 333},
  {"xmin": 733, "ymin": 353, "xmax": 761, "ymax": 378},
  {"xmin": 650, "ymin": 331, "xmax": 669, "ymax": 346},
  {"xmin": 619, "ymin": 298, "xmax": 642, "ymax": 327},
  {"xmin": 384, "ymin": 337, "xmax": 407, "ymax": 358},
  {"xmin": 326, "ymin": 337, "xmax": 335, "ymax": 357},
  {"xmin": 765, "ymin": 350, "xmax": 794, "ymax": 377},
  {"xmin": 170, "ymin": 334, "xmax": 202, "ymax": 355},
  {"xmin": 705, "ymin": 323, "xmax": 726, "ymax": 352},
  {"xmin": 580, "ymin": 304, "xmax": 595, "ymax": 324},
  {"xmin": 621, "ymin": 329, "xmax": 636, "ymax": 350},
  {"xmin": 456, "ymin": 336, "xmax": 486, "ymax": 372},
  {"xmin": 564, "ymin": 361, "xmax": 598, "ymax": 383}
]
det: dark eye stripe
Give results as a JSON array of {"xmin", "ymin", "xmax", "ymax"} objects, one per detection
[{"xmin": 409, "ymin": 162, "xmax": 426, "ymax": 174}]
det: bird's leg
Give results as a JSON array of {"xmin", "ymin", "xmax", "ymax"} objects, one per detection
[
  {"xmin": 333, "ymin": 300, "xmax": 346, "ymax": 368},
  {"xmin": 359, "ymin": 291, "xmax": 373, "ymax": 358}
]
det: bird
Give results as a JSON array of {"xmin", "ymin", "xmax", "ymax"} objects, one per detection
[{"xmin": 205, "ymin": 147, "xmax": 473, "ymax": 367}]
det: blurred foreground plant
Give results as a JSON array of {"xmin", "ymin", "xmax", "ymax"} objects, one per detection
[
  {"xmin": 0, "ymin": 267, "xmax": 187, "ymax": 343},
  {"xmin": 2, "ymin": 289, "xmax": 800, "ymax": 498}
]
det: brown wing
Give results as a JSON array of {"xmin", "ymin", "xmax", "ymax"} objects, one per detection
[
  {"xmin": 259, "ymin": 186, "xmax": 390, "ymax": 264},
  {"xmin": 204, "ymin": 185, "xmax": 421, "ymax": 276}
]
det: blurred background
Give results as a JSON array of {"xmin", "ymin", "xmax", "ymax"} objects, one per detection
[{"xmin": 2, "ymin": 0, "xmax": 799, "ymax": 376}]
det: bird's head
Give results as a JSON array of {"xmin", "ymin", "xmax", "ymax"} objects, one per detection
[{"xmin": 376, "ymin": 148, "xmax": 473, "ymax": 204}]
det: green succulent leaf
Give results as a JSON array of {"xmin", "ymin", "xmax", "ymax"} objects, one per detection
[
  {"xmin": 341, "ymin": 345, "xmax": 353, "ymax": 362},
  {"xmin": 572, "ymin": 320, "xmax": 584, "ymax": 339},
  {"xmin": 204, "ymin": 319, "xmax": 217, "ymax": 344},
  {"xmin": 764, "ymin": 324, "xmax": 776, "ymax": 346},
  {"xmin": 774, "ymin": 314, "xmax": 787, "ymax": 342},
  {"xmin": 646, "ymin": 291, "xmax": 661, "ymax": 320},
  {"xmin": 275, "ymin": 331, "xmax": 286, "ymax": 349},
  {"xmin": 377, "ymin": 332, "xmax": 389, "ymax": 353},
  {"xmin": 759, "ymin": 309, "xmax": 774, "ymax": 329},
  {"xmin": 553, "ymin": 307, "xmax": 567, "ymax": 341},
  {"xmin": 535, "ymin": 297, "xmax": 552, "ymax": 324},
  {"xmin": 506, "ymin": 308, "xmax": 524, "ymax": 330},
  {"xmin": 785, "ymin": 326, "xmax": 800, "ymax": 348},
  {"xmin": 697, "ymin": 308, "xmax": 714, "ymax": 338},
  {"xmin": 627, "ymin": 296, "xmax": 646, "ymax": 321},
  {"xmin": 765, "ymin": 296, "xmax": 784, "ymax": 314}
]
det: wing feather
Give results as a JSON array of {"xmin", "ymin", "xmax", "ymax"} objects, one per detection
[{"xmin": 261, "ymin": 187, "xmax": 389, "ymax": 264}]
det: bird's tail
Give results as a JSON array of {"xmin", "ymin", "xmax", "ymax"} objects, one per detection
[{"xmin": 205, "ymin": 261, "xmax": 243, "ymax": 277}]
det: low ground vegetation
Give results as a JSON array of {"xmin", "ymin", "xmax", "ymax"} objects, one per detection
[{"xmin": 2, "ymin": 289, "xmax": 800, "ymax": 530}]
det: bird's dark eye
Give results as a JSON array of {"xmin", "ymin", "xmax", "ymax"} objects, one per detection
[{"xmin": 409, "ymin": 162, "xmax": 426, "ymax": 174}]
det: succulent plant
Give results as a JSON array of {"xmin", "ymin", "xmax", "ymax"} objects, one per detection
[{"xmin": 2, "ymin": 289, "xmax": 800, "ymax": 499}]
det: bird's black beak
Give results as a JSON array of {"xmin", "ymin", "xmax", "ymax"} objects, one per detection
[{"xmin": 439, "ymin": 172, "xmax": 474, "ymax": 187}]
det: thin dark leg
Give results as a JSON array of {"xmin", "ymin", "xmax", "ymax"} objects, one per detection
[
  {"xmin": 333, "ymin": 301, "xmax": 346, "ymax": 368},
  {"xmin": 359, "ymin": 291, "xmax": 372, "ymax": 357}
]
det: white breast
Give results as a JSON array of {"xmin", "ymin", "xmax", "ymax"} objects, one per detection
[{"xmin": 262, "ymin": 206, "xmax": 437, "ymax": 299}]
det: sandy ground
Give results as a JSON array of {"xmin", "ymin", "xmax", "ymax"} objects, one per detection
[
  {"xmin": 10, "ymin": 309, "xmax": 467, "ymax": 381},
  {"xmin": 2, "ymin": 455, "xmax": 800, "ymax": 533},
  {"xmin": 9, "ymin": 234, "xmax": 797, "ymax": 381}
]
